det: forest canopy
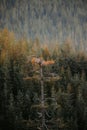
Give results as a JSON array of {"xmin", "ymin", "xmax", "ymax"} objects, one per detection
[{"xmin": 0, "ymin": 29, "xmax": 87, "ymax": 130}]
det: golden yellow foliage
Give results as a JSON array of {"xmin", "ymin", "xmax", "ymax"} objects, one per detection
[
  {"xmin": 41, "ymin": 60, "xmax": 55, "ymax": 66},
  {"xmin": 0, "ymin": 28, "xmax": 28, "ymax": 65},
  {"xmin": 42, "ymin": 45, "xmax": 50, "ymax": 59},
  {"xmin": 31, "ymin": 57, "xmax": 41, "ymax": 64},
  {"xmin": 0, "ymin": 49, "xmax": 6, "ymax": 64},
  {"xmin": 31, "ymin": 57, "xmax": 55, "ymax": 66},
  {"xmin": 0, "ymin": 28, "xmax": 15, "ymax": 50}
]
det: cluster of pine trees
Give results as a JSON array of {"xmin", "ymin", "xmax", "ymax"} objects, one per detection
[
  {"xmin": 0, "ymin": 0, "xmax": 87, "ymax": 45},
  {"xmin": 0, "ymin": 29, "xmax": 87, "ymax": 130}
]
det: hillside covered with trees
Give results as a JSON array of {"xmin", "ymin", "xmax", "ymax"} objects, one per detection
[
  {"xmin": 0, "ymin": 0, "xmax": 87, "ymax": 130},
  {"xmin": 0, "ymin": 29, "xmax": 87, "ymax": 130},
  {"xmin": 0, "ymin": 0, "xmax": 87, "ymax": 47}
]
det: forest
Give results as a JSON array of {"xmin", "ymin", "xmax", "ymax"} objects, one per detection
[
  {"xmin": 0, "ymin": 28, "xmax": 87, "ymax": 130},
  {"xmin": 0, "ymin": 0, "xmax": 87, "ymax": 129},
  {"xmin": 0, "ymin": 0, "xmax": 87, "ymax": 45}
]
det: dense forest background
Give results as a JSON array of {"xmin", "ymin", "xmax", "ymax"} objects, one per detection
[
  {"xmin": 0, "ymin": 0, "xmax": 87, "ymax": 130},
  {"xmin": 0, "ymin": 29, "xmax": 87, "ymax": 130},
  {"xmin": 0, "ymin": 0, "xmax": 87, "ymax": 46}
]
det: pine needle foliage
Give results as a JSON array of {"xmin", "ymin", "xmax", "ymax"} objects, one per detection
[{"xmin": 0, "ymin": 29, "xmax": 87, "ymax": 130}]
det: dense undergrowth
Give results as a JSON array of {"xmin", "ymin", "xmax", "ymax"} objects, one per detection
[{"xmin": 0, "ymin": 29, "xmax": 87, "ymax": 130}]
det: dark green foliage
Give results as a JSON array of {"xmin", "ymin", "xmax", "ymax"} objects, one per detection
[
  {"xmin": 0, "ymin": 32, "xmax": 87, "ymax": 130},
  {"xmin": 1, "ymin": 54, "xmax": 87, "ymax": 130}
]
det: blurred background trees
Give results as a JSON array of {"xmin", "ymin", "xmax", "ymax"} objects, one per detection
[
  {"xmin": 0, "ymin": 29, "xmax": 87, "ymax": 130},
  {"xmin": 0, "ymin": 0, "xmax": 87, "ymax": 47}
]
